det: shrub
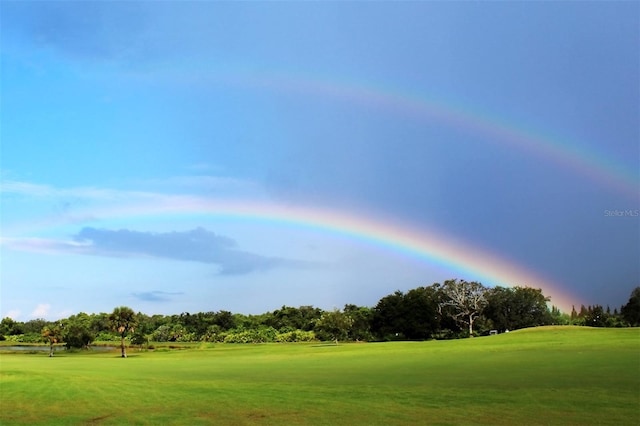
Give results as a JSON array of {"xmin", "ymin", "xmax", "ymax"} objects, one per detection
[
  {"xmin": 275, "ymin": 330, "xmax": 317, "ymax": 342},
  {"xmin": 4, "ymin": 333, "xmax": 42, "ymax": 343},
  {"xmin": 175, "ymin": 332, "xmax": 197, "ymax": 342},
  {"xmin": 223, "ymin": 327, "xmax": 278, "ymax": 343},
  {"xmin": 130, "ymin": 332, "xmax": 150, "ymax": 347}
]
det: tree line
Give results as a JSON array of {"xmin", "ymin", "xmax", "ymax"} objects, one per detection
[{"xmin": 2, "ymin": 281, "xmax": 639, "ymax": 352}]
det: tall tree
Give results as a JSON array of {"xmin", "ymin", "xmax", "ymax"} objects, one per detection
[
  {"xmin": 403, "ymin": 286, "xmax": 440, "ymax": 339},
  {"xmin": 621, "ymin": 287, "xmax": 640, "ymax": 326},
  {"xmin": 440, "ymin": 279, "xmax": 487, "ymax": 337},
  {"xmin": 484, "ymin": 286, "xmax": 552, "ymax": 331},
  {"xmin": 109, "ymin": 307, "xmax": 137, "ymax": 358},
  {"xmin": 570, "ymin": 305, "xmax": 578, "ymax": 321},
  {"xmin": 343, "ymin": 304, "xmax": 374, "ymax": 341},
  {"xmin": 584, "ymin": 305, "xmax": 608, "ymax": 327},
  {"xmin": 372, "ymin": 291, "xmax": 407, "ymax": 340}
]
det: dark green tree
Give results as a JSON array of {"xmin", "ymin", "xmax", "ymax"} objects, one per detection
[
  {"xmin": 343, "ymin": 304, "xmax": 374, "ymax": 341},
  {"xmin": 130, "ymin": 330, "xmax": 149, "ymax": 347},
  {"xmin": 62, "ymin": 313, "xmax": 95, "ymax": 349},
  {"xmin": 584, "ymin": 305, "xmax": 608, "ymax": 327},
  {"xmin": 403, "ymin": 286, "xmax": 440, "ymax": 339},
  {"xmin": 90, "ymin": 312, "xmax": 112, "ymax": 335},
  {"xmin": 621, "ymin": 287, "xmax": 640, "ymax": 326},
  {"xmin": 371, "ymin": 286, "xmax": 442, "ymax": 340},
  {"xmin": 484, "ymin": 286, "xmax": 552, "ymax": 332},
  {"xmin": 265, "ymin": 306, "xmax": 322, "ymax": 332},
  {"xmin": 130, "ymin": 312, "xmax": 153, "ymax": 347},
  {"xmin": 579, "ymin": 305, "xmax": 588, "ymax": 318},
  {"xmin": 0, "ymin": 317, "xmax": 23, "ymax": 336},
  {"xmin": 550, "ymin": 305, "xmax": 570, "ymax": 325},
  {"xmin": 314, "ymin": 309, "xmax": 353, "ymax": 344},
  {"xmin": 372, "ymin": 290, "xmax": 407, "ymax": 340},
  {"xmin": 213, "ymin": 310, "xmax": 237, "ymax": 331},
  {"xmin": 484, "ymin": 286, "xmax": 512, "ymax": 332},
  {"xmin": 23, "ymin": 318, "xmax": 48, "ymax": 334}
]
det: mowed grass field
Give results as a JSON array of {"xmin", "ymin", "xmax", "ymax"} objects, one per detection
[{"xmin": 1, "ymin": 326, "xmax": 638, "ymax": 425}]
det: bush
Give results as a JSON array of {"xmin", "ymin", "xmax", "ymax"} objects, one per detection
[
  {"xmin": 200, "ymin": 325, "xmax": 225, "ymax": 342},
  {"xmin": 175, "ymin": 332, "xmax": 197, "ymax": 342},
  {"xmin": 64, "ymin": 328, "xmax": 94, "ymax": 349},
  {"xmin": 223, "ymin": 331, "xmax": 253, "ymax": 343},
  {"xmin": 223, "ymin": 327, "xmax": 278, "ymax": 343},
  {"xmin": 130, "ymin": 332, "xmax": 150, "ymax": 346},
  {"xmin": 275, "ymin": 329, "xmax": 316, "ymax": 342},
  {"xmin": 201, "ymin": 331, "xmax": 228, "ymax": 343},
  {"xmin": 4, "ymin": 333, "xmax": 42, "ymax": 343},
  {"xmin": 151, "ymin": 325, "xmax": 193, "ymax": 342}
]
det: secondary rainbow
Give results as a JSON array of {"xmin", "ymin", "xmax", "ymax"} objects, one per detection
[{"xmin": 213, "ymin": 68, "xmax": 638, "ymax": 199}]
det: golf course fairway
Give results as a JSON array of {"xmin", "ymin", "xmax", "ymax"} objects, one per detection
[{"xmin": 1, "ymin": 326, "xmax": 638, "ymax": 425}]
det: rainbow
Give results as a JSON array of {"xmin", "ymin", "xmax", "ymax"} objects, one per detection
[
  {"xmin": 203, "ymin": 68, "xmax": 638, "ymax": 199},
  {"xmin": 69, "ymin": 196, "xmax": 580, "ymax": 312}
]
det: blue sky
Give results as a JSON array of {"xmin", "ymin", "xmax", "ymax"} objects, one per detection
[{"xmin": 1, "ymin": 1, "xmax": 638, "ymax": 320}]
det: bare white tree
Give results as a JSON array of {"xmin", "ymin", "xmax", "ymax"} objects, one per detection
[{"xmin": 440, "ymin": 279, "xmax": 488, "ymax": 337}]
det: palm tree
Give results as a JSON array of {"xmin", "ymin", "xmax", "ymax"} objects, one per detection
[
  {"xmin": 41, "ymin": 324, "xmax": 63, "ymax": 357},
  {"xmin": 109, "ymin": 306, "xmax": 137, "ymax": 358}
]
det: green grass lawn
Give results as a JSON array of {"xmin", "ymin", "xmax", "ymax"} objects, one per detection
[{"xmin": 1, "ymin": 326, "xmax": 638, "ymax": 425}]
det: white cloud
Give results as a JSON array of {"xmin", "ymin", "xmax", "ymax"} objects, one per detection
[
  {"xmin": 1, "ymin": 175, "xmax": 265, "ymax": 201},
  {"xmin": 0, "ymin": 177, "xmax": 267, "ymax": 237},
  {"xmin": 4, "ymin": 309, "xmax": 22, "ymax": 320},
  {"xmin": 0, "ymin": 178, "xmax": 163, "ymax": 201},
  {"xmin": 30, "ymin": 303, "xmax": 51, "ymax": 318},
  {"xmin": 0, "ymin": 181, "xmax": 56, "ymax": 197},
  {"xmin": 0, "ymin": 237, "xmax": 92, "ymax": 255}
]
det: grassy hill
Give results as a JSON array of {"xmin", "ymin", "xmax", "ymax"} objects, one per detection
[{"xmin": 1, "ymin": 326, "xmax": 638, "ymax": 425}]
